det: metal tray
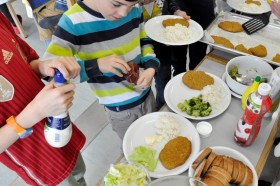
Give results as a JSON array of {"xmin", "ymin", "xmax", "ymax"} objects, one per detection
[{"xmin": 201, "ymin": 11, "xmax": 280, "ymax": 66}]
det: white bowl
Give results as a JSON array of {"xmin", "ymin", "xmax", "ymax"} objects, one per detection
[
  {"xmin": 225, "ymin": 56, "xmax": 273, "ymax": 95},
  {"xmin": 196, "ymin": 121, "xmax": 213, "ymax": 138}
]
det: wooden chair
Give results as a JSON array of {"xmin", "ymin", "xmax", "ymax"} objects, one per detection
[{"xmin": 4, "ymin": 0, "xmax": 28, "ymax": 37}]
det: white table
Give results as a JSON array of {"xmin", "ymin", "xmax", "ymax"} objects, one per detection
[{"xmin": 96, "ymin": 52, "xmax": 280, "ymax": 185}]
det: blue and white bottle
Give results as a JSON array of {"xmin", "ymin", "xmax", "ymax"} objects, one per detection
[{"xmin": 44, "ymin": 69, "xmax": 72, "ymax": 148}]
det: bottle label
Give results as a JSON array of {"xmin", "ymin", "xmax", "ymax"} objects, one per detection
[
  {"xmin": 234, "ymin": 92, "xmax": 272, "ymax": 146},
  {"xmin": 44, "ymin": 124, "xmax": 72, "ymax": 148},
  {"xmin": 46, "ymin": 115, "xmax": 71, "ymax": 130}
]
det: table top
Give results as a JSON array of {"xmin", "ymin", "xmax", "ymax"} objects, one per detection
[
  {"xmin": 97, "ymin": 52, "xmax": 280, "ymax": 185},
  {"xmin": 164, "ymin": 53, "xmax": 280, "ymax": 177}
]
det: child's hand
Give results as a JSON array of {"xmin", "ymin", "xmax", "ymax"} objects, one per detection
[
  {"xmin": 97, "ymin": 55, "xmax": 131, "ymax": 77},
  {"xmin": 39, "ymin": 57, "xmax": 80, "ymax": 80},
  {"xmin": 174, "ymin": 10, "xmax": 190, "ymax": 20},
  {"xmin": 135, "ymin": 68, "xmax": 155, "ymax": 89},
  {"xmin": 20, "ymin": 82, "xmax": 76, "ymax": 128}
]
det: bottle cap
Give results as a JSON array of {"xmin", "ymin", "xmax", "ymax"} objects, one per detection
[
  {"xmin": 54, "ymin": 69, "xmax": 67, "ymax": 84},
  {"xmin": 255, "ymin": 76, "xmax": 261, "ymax": 82},
  {"xmin": 258, "ymin": 83, "xmax": 271, "ymax": 96}
]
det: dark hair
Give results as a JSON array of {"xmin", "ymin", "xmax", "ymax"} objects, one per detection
[{"xmin": 126, "ymin": 0, "xmax": 138, "ymax": 2}]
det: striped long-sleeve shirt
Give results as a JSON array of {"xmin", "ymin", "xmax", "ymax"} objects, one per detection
[{"xmin": 44, "ymin": 1, "xmax": 160, "ymax": 108}]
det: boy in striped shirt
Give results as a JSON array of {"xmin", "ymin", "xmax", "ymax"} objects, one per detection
[{"xmin": 44, "ymin": 0, "xmax": 160, "ymax": 140}]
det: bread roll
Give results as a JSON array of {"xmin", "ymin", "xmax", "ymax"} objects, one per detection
[
  {"xmin": 239, "ymin": 165, "xmax": 253, "ymax": 186},
  {"xmin": 194, "ymin": 159, "xmax": 206, "ymax": 178},
  {"xmin": 202, "ymin": 175, "xmax": 225, "ymax": 186},
  {"xmin": 202, "ymin": 152, "xmax": 217, "ymax": 176},
  {"xmin": 192, "ymin": 147, "xmax": 212, "ymax": 169}
]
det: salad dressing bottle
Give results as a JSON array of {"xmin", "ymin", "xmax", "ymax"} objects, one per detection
[
  {"xmin": 241, "ymin": 76, "xmax": 261, "ymax": 110},
  {"xmin": 44, "ymin": 69, "xmax": 73, "ymax": 148}
]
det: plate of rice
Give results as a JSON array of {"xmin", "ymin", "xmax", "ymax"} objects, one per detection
[
  {"xmin": 164, "ymin": 72, "xmax": 232, "ymax": 120},
  {"xmin": 227, "ymin": 0, "xmax": 271, "ymax": 14},
  {"xmin": 123, "ymin": 112, "xmax": 200, "ymax": 178},
  {"xmin": 145, "ymin": 15, "xmax": 204, "ymax": 46}
]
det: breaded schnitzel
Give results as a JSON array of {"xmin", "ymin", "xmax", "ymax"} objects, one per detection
[
  {"xmin": 249, "ymin": 44, "xmax": 267, "ymax": 57},
  {"xmin": 211, "ymin": 35, "xmax": 234, "ymax": 49},
  {"xmin": 245, "ymin": 0, "xmax": 261, "ymax": 6},
  {"xmin": 235, "ymin": 44, "xmax": 252, "ymax": 54},
  {"xmin": 159, "ymin": 136, "xmax": 192, "ymax": 169},
  {"xmin": 218, "ymin": 21, "xmax": 243, "ymax": 33},
  {"xmin": 272, "ymin": 53, "xmax": 280, "ymax": 63},
  {"xmin": 162, "ymin": 18, "xmax": 189, "ymax": 28},
  {"xmin": 182, "ymin": 71, "xmax": 214, "ymax": 90}
]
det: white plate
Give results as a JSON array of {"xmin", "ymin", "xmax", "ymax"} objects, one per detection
[
  {"xmin": 188, "ymin": 146, "xmax": 258, "ymax": 186},
  {"xmin": 144, "ymin": 15, "xmax": 204, "ymax": 46},
  {"xmin": 123, "ymin": 112, "xmax": 200, "ymax": 178},
  {"xmin": 164, "ymin": 72, "xmax": 231, "ymax": 120},
  {"xmin": 222, "ymin": 72, "xmax": 242, "ymax": 99},
  {"xmin": 227, "ymin": 0, "xmax": 271, "ymax": 14}
]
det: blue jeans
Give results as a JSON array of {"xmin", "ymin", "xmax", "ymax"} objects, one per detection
[{"xmin": 153, "ymin": 41, "xmax": 187, "ymax": 110}]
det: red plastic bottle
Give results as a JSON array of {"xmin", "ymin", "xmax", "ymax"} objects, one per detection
[{"xmin": 234, "ymin": 83, "xmax": 272, "ymax": 146}]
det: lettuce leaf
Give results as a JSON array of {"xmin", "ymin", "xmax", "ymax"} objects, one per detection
[
  {"xmin": 129, "ymin": 146, "xmax": 158, "ymax": 172},
  {"xmin": 104, "ymin": 163, "xmax": 147, "ymax": 186}
]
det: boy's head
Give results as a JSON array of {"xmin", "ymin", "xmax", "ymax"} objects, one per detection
[{"xmin": 91, "ymin": 0, "xmax": 139, "ymax": 21}]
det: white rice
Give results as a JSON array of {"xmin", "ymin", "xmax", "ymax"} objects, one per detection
[
  {"xmin": 155, "ymin": 115, "xmax": 180, "ymax": 140},
  {"xmin": 161, "ymin": 24, "xmax": 193, "ymax": 43},
  {"xmin": 201, "ymin": 85, "xmax": 226, "ymax": 110},
  {"xmin": 238, "ymin": 3, "xmax": 262, "ymax": 13}
]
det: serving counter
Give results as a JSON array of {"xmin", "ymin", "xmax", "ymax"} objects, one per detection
[{"xmin": 96, "ymin": 51, "xmax": 280, "ymax": 186}]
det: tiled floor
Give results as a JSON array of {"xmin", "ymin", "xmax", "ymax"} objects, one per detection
[{"xmin": 1, "ymin": 1, "xmax": 280, "ymax": 186}]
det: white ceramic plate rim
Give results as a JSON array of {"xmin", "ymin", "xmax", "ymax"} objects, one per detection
[
  {"xmin": 164, "ymin": 72, "xmax": 232, "ymax": 120},
  {"xmin": 123, "ymin": 112, "xmax": 201, "ymax": 178},
  {"xmin": 227, "ymin": 0, "xmax": 271, "ymax": 14},
  {"xmin": 188, "ymin": 146, "xmax": 258, "ymax": 186},
  {"xmin": 222, "ymin": 72, "xmax": 242, "ymax": 99},
  {"xmin": 144, "ymin": 15, "xmax": 204, "ymax": 46}
]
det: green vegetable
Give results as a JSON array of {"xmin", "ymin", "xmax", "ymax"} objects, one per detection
[
  {"xmin": 201, "ymin": 106, "xmax": 212, "ymax": 117},
  {"xmin": 177, "ymin": 95, "xmax": 212, "ymax": 117},
  {"xmin": 104, "ymin": 163, "xmax": 148, "ymax": 186},
  {"xmin": 129, "ymin": 146, "xmax": 158, "ymax": 172},
  {"xmin": 229, "ymin": 65, "xmax": 239, "ymax": 80}
]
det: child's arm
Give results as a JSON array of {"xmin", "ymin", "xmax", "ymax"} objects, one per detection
[
  {"xmin": 137, "ymin": 11, "xmax": 160, "ymax": 88},
  {"xmin": 0, "ymin": 81, "xmax": 75, "ymax": 153}
]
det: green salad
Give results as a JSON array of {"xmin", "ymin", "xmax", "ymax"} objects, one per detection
[{"xmin": 104, "ymin": 163, "xmax": 148, "ymax": 186}]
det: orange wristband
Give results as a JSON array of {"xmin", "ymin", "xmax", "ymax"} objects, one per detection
[{"xmin": 6, "ymin": 116, "xmax": 26, "ymax": 136}]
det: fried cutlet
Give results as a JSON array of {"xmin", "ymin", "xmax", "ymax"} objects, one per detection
[
  {"xmin": 235, "ymin": 44, "xmax": 252, "ymax": 54},
  {"xmin": 182, "ymin": 71, "xmax": 214, "ymax": 90},
  {"xmin": 249, "ymin": 44, "xmax": 267, "ymax": 57},
  {"xmin": 159, "ymin": 136, "xmax": 192, "ymax": 169},
  {"xmin": 245, "ymin": 0, "xmax": 261, "ymax": 6},
  {"xmin": 211, "ymin": 35, "xmax": 234, "ymax": 49},
  {"xmin": 218, "ymin": 21, "xmax": 243, "ymax": 33},
  {"xmin": 162, "ymin": 18, "xmax": 189, "ymax": 28},
  {"xmin": 272, "ymin": 53, "xmax": 280, "ymax": 63}
]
